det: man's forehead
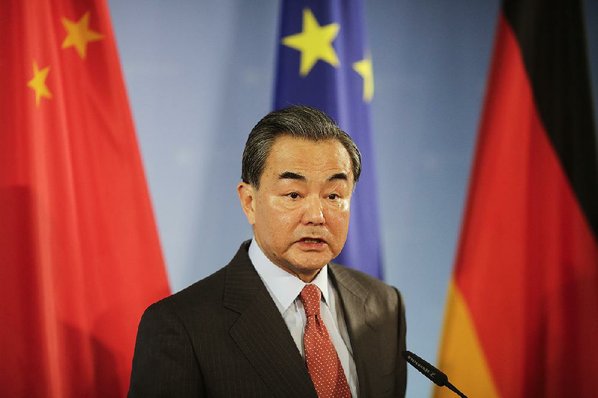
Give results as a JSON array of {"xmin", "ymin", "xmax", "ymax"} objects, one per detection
[
  {"xmin": 266, "ymin": 143, "xmax": 351, "ymax": 170},
  {"xmin": 257, "ymin": 135, "xmax": 354, "ymax": 184},
  {"xmin": 267, "ymin": 136, "xmax": 349, "ymax": 160},
  {"xmin": 270, "ymin": 134, "xmax": 342, "ymax": 147}
]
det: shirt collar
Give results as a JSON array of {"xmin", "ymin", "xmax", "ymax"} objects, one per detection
[{"xmin": 249, "ymin": 238, "xmax": 330, "ymax": 313}]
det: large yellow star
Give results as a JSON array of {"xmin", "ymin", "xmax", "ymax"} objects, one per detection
[
  {"xmin": 61, "ymin": 11, "xmax": 103, "ymax": 59},
  {"xmin": 282, "ymin": 9, "xmax": 340, "ymax": 76},
  {"xmin": 27, "ymin": 62, "xmax": 52, "ymax": 106},
  {"xmin": 353, "ymin": 55, "xmax": 374, "ymax": 102}
]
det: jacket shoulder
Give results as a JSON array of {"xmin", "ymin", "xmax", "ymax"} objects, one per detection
[
  {"xmin": 329, "ymin": 263, "xmax": 399, "ymax": 294},
  {"xmin": 144, "ymin": 240, "xmax": 254, "ymax": 321},
  {"xmin": 329, "ymin": 263, "xmax": 403, "ymax": 312}
]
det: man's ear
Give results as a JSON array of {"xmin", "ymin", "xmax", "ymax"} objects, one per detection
[{"xmin": 237, "ymin": 182, "xmax": 256, "ymax": 225}]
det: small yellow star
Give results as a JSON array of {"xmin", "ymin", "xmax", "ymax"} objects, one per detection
[
  {"xmin": 353, "ymin": 55, "xmax": 374, "ymax": 102},
  {"xmin": 282, "ymin": 8, "xmax": 340, "ymax": 76},
  {"xmin": 27, "ymin": 62, "xmax": 52, "ymax": 106},
  {"xmin": 61, "ymin": 11, "xmax": 103, "ymax": 58}
]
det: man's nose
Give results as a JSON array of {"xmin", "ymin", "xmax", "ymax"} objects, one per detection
[{"xmin": 302, "ymin": 196, "xmax": 325, "ymax": 225}]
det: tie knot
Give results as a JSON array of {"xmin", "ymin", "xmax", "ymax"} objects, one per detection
[{"xmin": 300, "ymin": 284, "xmax": 321, "ymax": 317}]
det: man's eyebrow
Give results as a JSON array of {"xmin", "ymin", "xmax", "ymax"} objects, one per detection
[
  {"xmin": 279, "ymin": 171, "xmax": 306, "ymax": 181},
  {"xmin": 277, "ymin": 171, "xmax": 349, "ymax": 182},
  {"xmin": 328, "ymin": 172, "xmax": 348, "ymax": 182}
]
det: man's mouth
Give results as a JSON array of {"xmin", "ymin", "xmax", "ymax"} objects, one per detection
[{"xmin": 298, "ymin": 237, "xmax": 325, "ymax": 244}]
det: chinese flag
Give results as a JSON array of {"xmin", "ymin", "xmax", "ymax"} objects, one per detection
[
  {"xmin": 0, "ymin": 1, "xmax": 170, "ymax": 396},
  {"xmin": 435, "ymin": 0, "xmax": 598, "ymax": 397}
]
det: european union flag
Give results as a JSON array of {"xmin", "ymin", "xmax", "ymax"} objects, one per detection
[{"xmin": 274, "ymin": 0, "xmax": 383, "ymax": 278}]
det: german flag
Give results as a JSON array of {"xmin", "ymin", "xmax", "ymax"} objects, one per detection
[{"xmin": 435, "ymin": 1, "xmax": 598, "ymax": 397}]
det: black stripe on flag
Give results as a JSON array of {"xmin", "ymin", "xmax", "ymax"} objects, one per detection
[{"xmin": 503, "ymin": 0, "xmax": 598, "ymax": 237}]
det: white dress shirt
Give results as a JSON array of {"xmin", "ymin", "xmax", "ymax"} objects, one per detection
[{"xmin": 249, "ymin": 239, "xmax": 359, "ymax": 397}]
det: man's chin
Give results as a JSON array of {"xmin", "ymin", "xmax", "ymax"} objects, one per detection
[{"xmin": 289, "ymin": 255, "xmax": 331, "ymax": 272}]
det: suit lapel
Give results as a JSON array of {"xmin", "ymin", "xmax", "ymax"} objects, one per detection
[
  {"xmin": 223, "ymin": 243, "xmax": 317, "ymax": 398},
  {"xmin": 330, "ymin": 264, "xmax": 385, "ymax": 398}
]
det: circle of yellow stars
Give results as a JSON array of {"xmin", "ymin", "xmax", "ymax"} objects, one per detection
[
  {"xmin": 27, "ymin": 11, "xmax": 104, "ymax": 107},
  {"xmin": 281, "ymin": 8, "xmax": 374, "ymax": 102}
]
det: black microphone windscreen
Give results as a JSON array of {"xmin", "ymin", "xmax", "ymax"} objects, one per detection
[{"xmin": 402, "ymin": 350, "xmax": 448, "ymax": 386}]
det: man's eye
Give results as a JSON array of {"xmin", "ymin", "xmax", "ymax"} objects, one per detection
[
  {"xmin": 288, "ymin": 192, "xmax": 300, "ymax": 199},
  {"xmin": 328, "ymin": 193, "xmax": 339, "ymax": 200}
]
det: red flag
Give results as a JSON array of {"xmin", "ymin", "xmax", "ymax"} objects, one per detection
[
  {"xmin": 436, "ymin": 0, "xmax": 598, "ymax": 397},
  {"xmin": 0, "ymin": 1, "xmax": 170, "ymax": 396}
]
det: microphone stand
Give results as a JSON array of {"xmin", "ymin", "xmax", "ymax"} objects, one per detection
[{"xmin": 445, "ymin": 380, "xmax": 467, "ymax": 398}]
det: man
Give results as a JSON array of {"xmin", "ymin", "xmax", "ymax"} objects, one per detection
[{"xmin": 129, "ymin": 105, "xmax": 406, "ymax": 397}]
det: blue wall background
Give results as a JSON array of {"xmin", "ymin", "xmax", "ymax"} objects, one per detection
[{"xmin": 108, "ymin": 1, "xmax": 598, "ymax": 396}]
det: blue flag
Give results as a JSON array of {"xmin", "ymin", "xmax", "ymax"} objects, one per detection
[{"xmin": 274, "ymin": 1, "xmax": 383, "ymax": 278}]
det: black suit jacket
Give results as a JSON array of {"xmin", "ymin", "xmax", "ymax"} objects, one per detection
[{"xmin": 129, "ymin": 241, "xmax": 406, "ymax": 397}]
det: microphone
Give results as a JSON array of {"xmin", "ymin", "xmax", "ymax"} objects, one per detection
[{"xmin": 402, "ymin": 350, "xmax": 467, "ymax": 398}]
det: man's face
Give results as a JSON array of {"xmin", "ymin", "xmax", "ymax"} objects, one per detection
[{"xmin": 238, "ymin": 135, "xmax": 353, "ymax": 282}]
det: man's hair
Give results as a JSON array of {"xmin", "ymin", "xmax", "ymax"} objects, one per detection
[{"xmin": 241, "ymin": 105, "xmax": 362, "ymax": 188}]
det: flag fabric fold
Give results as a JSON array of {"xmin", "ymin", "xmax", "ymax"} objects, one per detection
[
  {"xmin": 0, "ymin": 1, "xmax": 170, "ymax": 396},
  {"xmin": 435, "ymin": 1, "xmax": 598, "ymax": 397},
  {"xmin": 274, "ymin": 0, "xmax": 383, "ymax": 278}
]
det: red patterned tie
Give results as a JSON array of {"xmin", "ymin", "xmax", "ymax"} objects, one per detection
[{"xmin": 300, "ymin": 284, "xmax": 352, "ymax": 398}]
